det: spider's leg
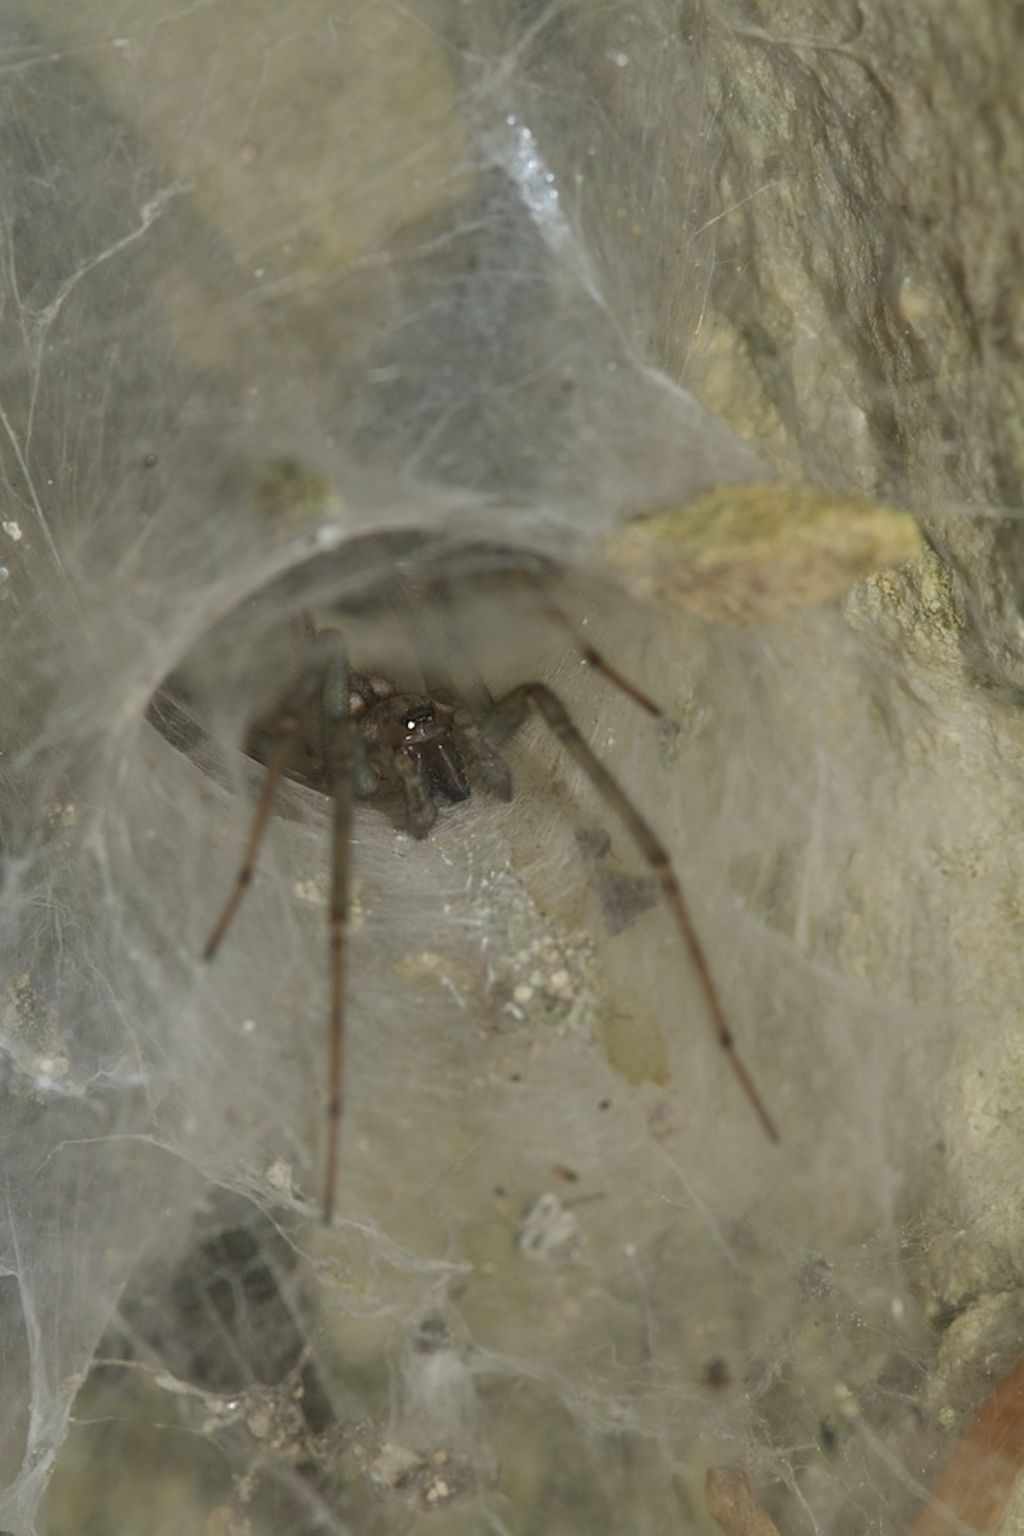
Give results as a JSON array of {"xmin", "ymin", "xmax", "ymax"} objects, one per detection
[
  {"xmin": 520, "ymin": 575, "xmax": 663, "ymax": 719},
  {"xmin": 393, "ymin": 750, "xmax": 439, "ymax": 838},
  {"xmin": 320, "ymin": 640, "xmax": 365, "ymax": 1225},
  {"xmin": 453, "ymin": 706, "xmax": 513, "ymax": 801},
  {"xmin": 490, "ymin": 682, "xmax": 779, "ymax": 1144},
  {"xmin": 203, "ymin": 686, "xmax": 314, "ymax": 961}
]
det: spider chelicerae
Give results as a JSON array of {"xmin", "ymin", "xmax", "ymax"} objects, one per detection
[{"xmin": 199, "ymin": 552, "xmax": 778, "ymax": 1222}]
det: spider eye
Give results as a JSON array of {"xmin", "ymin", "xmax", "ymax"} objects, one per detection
[{"xmin": 404, "ymin": 703, "xmax": 434, "ymax": 730}]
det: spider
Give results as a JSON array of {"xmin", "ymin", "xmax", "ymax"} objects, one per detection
[{"xmin": 201, "ymin": 574, "xmax": 778, "ymax": 1223}]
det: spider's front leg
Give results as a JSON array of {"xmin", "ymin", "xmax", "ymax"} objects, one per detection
[
  {"xmin": 203, "ymin": 651, "xmax": 332, "ymax": 962},
  {"xmin": 202, "ymin": 632, "xmax": 366, "ymax": 1225},
  {"xmin": 487, "ymin": 681, "xmax": 779, "ymax": 1144},
  {"xmin": 319, "ymin": 639, "xmax": 364, "ymax": 1224}
]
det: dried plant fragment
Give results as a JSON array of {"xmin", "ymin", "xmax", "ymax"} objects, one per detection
[
  {"xmin": 604, "ymin": 481, "xmax": 922, "ymax": 624},
  {"xmin": 705, "ymin": 1465, "xmax": 782, "ymax": 1536},
  {"xmin": 911, "ymin": 1353, "xmax": 1024, "ymax": 1534}
]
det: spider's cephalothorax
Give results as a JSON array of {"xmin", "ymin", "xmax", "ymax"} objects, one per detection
[{"xmin": 346, "ymin": 672, "xmax": 512, "ymax": 838}]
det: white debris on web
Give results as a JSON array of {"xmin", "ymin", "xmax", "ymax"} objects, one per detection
[{"xmin": 0, "ymin": 4, "xmax": 1018, "ymax": 1535}]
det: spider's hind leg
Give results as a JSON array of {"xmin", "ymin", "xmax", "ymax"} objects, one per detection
[{"xmin": 488, "ymin": 680, "xmax": 779, "ymax": 1145}]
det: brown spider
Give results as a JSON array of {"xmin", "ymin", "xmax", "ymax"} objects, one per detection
[{"xmin": 203, "ymin": 597, "xmax": 778, "ymax": 1223}]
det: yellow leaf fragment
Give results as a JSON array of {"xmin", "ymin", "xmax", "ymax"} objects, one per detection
[{"xmin": 604, "ymin": 481, "xmax": 922, "ymax": 624}]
